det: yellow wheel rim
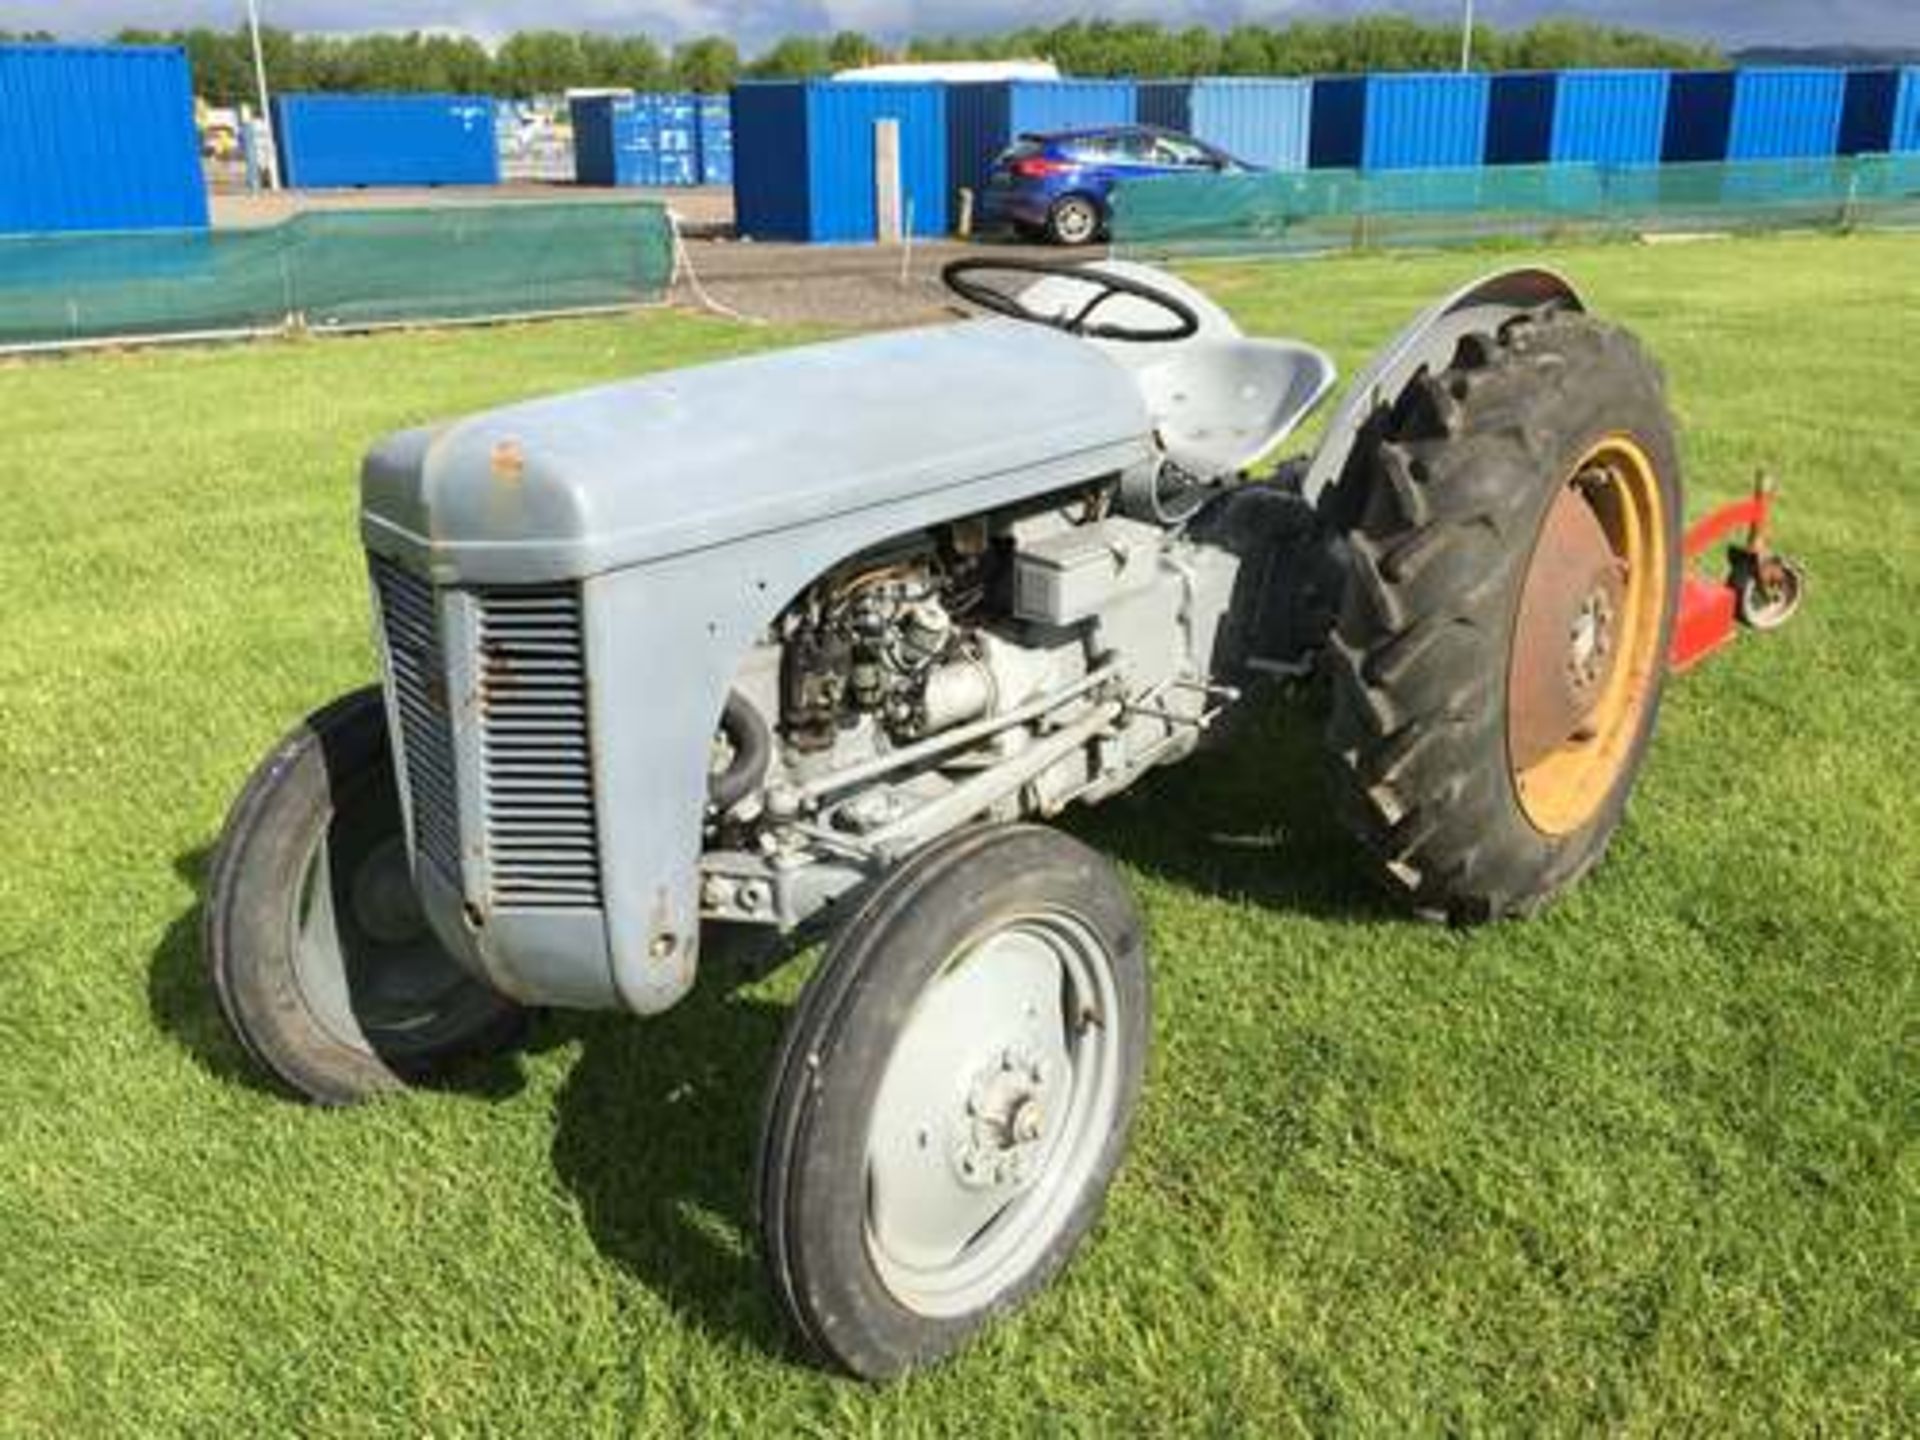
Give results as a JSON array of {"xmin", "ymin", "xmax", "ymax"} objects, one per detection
[{"xmin": 1509, "ymin": 434, "xmax": 1668, "ymax": 837}]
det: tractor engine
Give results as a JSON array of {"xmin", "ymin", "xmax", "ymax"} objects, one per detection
[
  {"xmin": 700, "ymin": 486, "xmax": 1258, "ymax": 931},
  {"xmin": 776, "ymin": 536, "xmax": 990, "ymax": 754}
]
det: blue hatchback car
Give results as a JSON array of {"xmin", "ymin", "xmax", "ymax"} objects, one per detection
[{"xmin": 980, "ymin": 125, "xmax": 1254, "ymax": 245}]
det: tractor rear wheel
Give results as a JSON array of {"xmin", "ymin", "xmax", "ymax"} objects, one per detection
[
  {"xmin": 1324, "ymin": 308, "xmax": 1684, "ymax": 921},
  {"xmin": 205, "ymin": 687, "xmax": 527, "ymax": 1104}
]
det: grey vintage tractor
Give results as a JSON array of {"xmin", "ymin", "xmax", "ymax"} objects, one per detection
[{"xmin": 206, "ymin": 258, "xmax": 1778, "ymax": 1379}]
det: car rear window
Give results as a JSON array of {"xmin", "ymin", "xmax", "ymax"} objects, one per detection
[{"xmin": 1061, "ymin": 136, "xmax": 1118, "ymax": 162}]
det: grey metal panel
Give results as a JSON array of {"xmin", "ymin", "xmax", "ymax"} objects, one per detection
[
  {"xmin": 474, "ymin": 586, "xmax": 601, "ymax": 910},
  {"xmin": 369, "ymin": 556, "xmax": 462, "ymax": 884},
  {"xmin": 1301, "ymin": 267, "xmax": 1585, "ymax": 507},
  {"xmin": 361, "ymin": 318, "xmax": 1154, "ymax": 584},
  {"xmin": 582, "ymin": 431, "xmax": 1152, "ymax": 1015}
]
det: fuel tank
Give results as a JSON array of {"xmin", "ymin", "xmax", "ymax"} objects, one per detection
[{"xmin": 361, "ymin": 318, "xmax": 1155, "ymax": 586}]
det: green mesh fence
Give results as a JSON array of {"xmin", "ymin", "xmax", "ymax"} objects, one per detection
[
  {"xmin": 0, "ymin": 200, "xmax": 676, "ymax": 349},
  {"xmin": 1112, "ymin": 155, "xmax": 1920, "ymax": 260}
]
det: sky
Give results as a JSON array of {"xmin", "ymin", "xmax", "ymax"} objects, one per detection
[{"xmin": 2, "ymin": 1, "xmax": 1915, "ymax": 55}]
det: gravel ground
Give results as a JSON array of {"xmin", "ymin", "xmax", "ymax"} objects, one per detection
[{"xmin": 670, "ymin": 234, "xmax": 1087, "ymax": 330}]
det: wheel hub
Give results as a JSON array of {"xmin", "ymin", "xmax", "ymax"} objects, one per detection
[
  {"xmin": 952, "ymin": 1045, "xmax": 1054, "ymax": 1191},
  {"xmin": 1506, "ymin": 437, "xmax": 1669, "ymax": 838},
  {"xmin": 861, "ymin": 913, "xmax": 1123, "ymax": 1318},
  {"xmin": 347, "ymin": 836, "xmax": 426, "ymax": 945},
  {"xmin": 1510, "ymin": 475, "xmax": 1628, "ymax": 770}
]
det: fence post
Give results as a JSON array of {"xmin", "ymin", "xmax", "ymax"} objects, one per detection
[{"xmin": 874, "ymin": 119, "xmax": 903, "ymax": 244}]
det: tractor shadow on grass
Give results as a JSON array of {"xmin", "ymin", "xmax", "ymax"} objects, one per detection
[
  {"xmin": 148, "ymin": 846, "xmax": 536, "ymax": 1104},
  {"xmin": 547, "ymin": 975, "xmax": 803, "ymax": 1363},
  {"xmin": 148, "ymin": 847, "xmax": 282, "ymax": 1098},
  {"xmin": 546, "ymin": 694, "xmax": 1404, "ymax": 1365},
  {"xmin": 1065, "ymin": 689, "xmax": 1399, "ymax": 924}
]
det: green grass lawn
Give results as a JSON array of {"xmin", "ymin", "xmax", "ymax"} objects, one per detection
[{"xmin": 1, "ymin": 232, "xmax": 1914, "ymax": 1435}]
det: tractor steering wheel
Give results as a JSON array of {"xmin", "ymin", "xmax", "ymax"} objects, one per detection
[{"xmin": 941, "ymin": 258, "xmax": 1201, "ymax": 343}]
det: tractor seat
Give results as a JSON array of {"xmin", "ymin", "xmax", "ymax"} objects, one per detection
[{"xmin": 1133, "ymin": 338, "xmax": 1337, "ymax": 481}]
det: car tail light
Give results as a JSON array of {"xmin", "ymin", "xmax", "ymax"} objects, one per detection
[{"xmin": 1009, "ymin": 156, "xmax": 1071, "ymax": 179}]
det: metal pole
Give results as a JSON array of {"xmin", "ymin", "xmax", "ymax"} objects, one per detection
[
  {"xmin": 1459, "ymin": 0, "xmax": 1475, "ymax": 72},
  {"xmin": 245, "ymin": 0, "xmax": 278, "ymax": 189}
]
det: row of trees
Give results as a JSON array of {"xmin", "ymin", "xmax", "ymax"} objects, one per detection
[{"xmin": 15, "ymin": 19, "xmax": 1724, "ymax": 105}]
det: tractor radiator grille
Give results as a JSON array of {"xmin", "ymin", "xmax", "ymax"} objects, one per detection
[
  {"xmin": 370, "ymin": 557, "xmax": 462, "ymax": 886},
  {"xmin": 477, "ymin": 586, "xmax": 602, "ymax": 910}
]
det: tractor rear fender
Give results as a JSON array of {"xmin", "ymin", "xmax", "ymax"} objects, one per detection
[{"xmin": 1299, "ymin": 268, "xmax": 1585, "ymax": 510}]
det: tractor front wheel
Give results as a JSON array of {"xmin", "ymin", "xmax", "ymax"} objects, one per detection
[
  {"xmin": 205, "ymin": 688, "xmax": 527, "ymax": 1104},
  {"xmin": 756, "ymin": 825, "xmax": 1149, "ymax": 1379},
  {"xmin": 1325, "ymin": 309, "xmax": 1684, "ymax": 921}
]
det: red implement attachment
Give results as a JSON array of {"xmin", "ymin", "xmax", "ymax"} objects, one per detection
[{"xmin": 1669, "ymin": 472, "xmax": 1805, "ymax": 673}]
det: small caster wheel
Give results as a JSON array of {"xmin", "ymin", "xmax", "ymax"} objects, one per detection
[
  {"xmin": 1735, "ymin": 558, "xmax": 1805, "ymax": 632},
  {"xmin": 205, "ymin": 687, "xmax": 527, "ymax": 1105},
  {"xmin": 756, "ymin": 824, "xmax": 1150, "ymax": 1379}
]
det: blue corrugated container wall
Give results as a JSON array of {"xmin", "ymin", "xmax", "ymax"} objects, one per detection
[
  {"xmin": 1309, "ymin": 76, "xmax": 1366, "ymax": 168},
  {"xmin": 573, "ymin": 95, "xmax": 648, "ymax": 186},
  {"xmin": 570, "ymin": 96, "xmax": 621, "ymax": 184},
  {"xmin": 1551, "ymin": 70, "xmax": 1670, "ymax": 165},
  {"xmin": 275, "ymin": 93, "xmax": 499, "ymax": 187},
  {"xmin": 655, "ymin": 93, "xmax": 699, "ymax": 185},
  {"xmin": 1662, "ymin": 71, "xmax": 1735, "ymax": 162},
  {"xmin": 731, "ymin": 84, "xmax": 808, "ymax": 237},
  {"xmin": 947, "ymin": 79, "xmax": 1136, "ymax": 197},
  {"xmin": 573, "ymin": 93, "xmax": 704, "ymax": 187},
  {"xmin": 1896, "ymin": 69, "xmax": 1920, "ymax": 152},
  {"xmin": 733, "ymin": 82, "xmax": 948, "ymax": 242},
  {"xmin": 0, "ymin": 44, "xmax": 207, "ymax": 233},
  {"xmin": 1728, "ymin": 68, "xmax": 1847, "ymax": 159},
  {"xmin": 1363, "ymin": 73, "xmax": 1491, "ymax": 170},
  {"xmin": 1188, "ymin": 79, "xmax": 1313, "ymax": 170},
  {"xmin": 1486, "ymin": 73, "xmax": 1557, "ymax": 165},
  {"xmin": 1136, "ymin": 81, "xmax": 1190, "ymax": 133},
  {"xmin": 1838, "ymin": 69, "xmax": 1899, "ymax": 155},
  {"xmin": 697, "ymin": 94, "xmax": 733, "ymax": 185}
]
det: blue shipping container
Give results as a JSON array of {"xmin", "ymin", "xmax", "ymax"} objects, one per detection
[
  {"xmin": 733, "ymin": 82, "xmax": 948, "ymax": 242},
  {"xmin": 1838, "ymin": 69, "xmax": 1900, "ymax": 155},
  {"xmin": 947, "ymin": 80, "xmax": 1136, "ymax": 197},
  {"xmin": 1136, "ymin": 81, "xmax": 1190, "ymax": 133},
  {"xmin": 1487, "ymin": 73, "xmax": 1557, "ymax": 165},
  {"xmin": 0, "ymin": 44, "xmax": 207, "ymax": 234},
  {"xmin": 697, "ymin": 94, "xmax": 732, "ymax": 185},
  {"xmin": 1190, "ymin": 79, "xmax": 1313, "ymax": 170},
  {"xmin": 1551, "ymin": 70, "xmax": 1670, "ymax": 166},
  {"xmin": 1896, "ymin": 69, "xmax": 1920, "ymax": 152},
  {"xmin": 1728, "ymin": 68, "xmax": 1847, "ymax": 159},
  {"xmin": 574, "ymin": 93, "xmax": 701, "ymax": 187},
  {"xmin": 1364, "ymin": 73, "xmax": 1491, "ymax": 171},
  {"xmin": 1309, "ymin": 73, "xmax": 1491, "ymax": 171},
  {"xmin": 274, "ymin": 93, "xmax": 498, "ymax": 188},
  {"xmin": 1663, "ymin": 71, "xmax": 1735, "ymax": 162},
  {"xmin": 1132, "ymin": 79, "xmax": 1311, "ymax": 170},
  {"xmin": 1309, "ymin": 76, "xmax": 1366, "ymax": 169},
  {"xmin": 656, "ymin": 93, "xmax": 699, "ymax": 186}
]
